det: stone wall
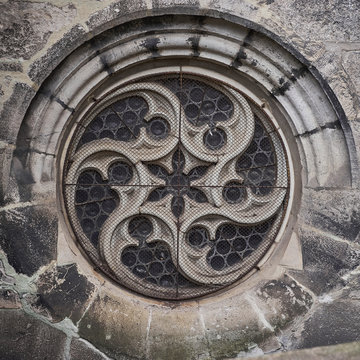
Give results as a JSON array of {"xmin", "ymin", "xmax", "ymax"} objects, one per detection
[{"xmin": 0, "ymin": 1, "xmax": 359, "ymax": 359}]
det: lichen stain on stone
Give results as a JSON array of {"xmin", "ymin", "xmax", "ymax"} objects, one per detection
[
  {"xmin": 187, "ymin": 36, "xmax": 200, "ymax": 57},
  {"xmin": 232, "ymin": 49, "xmax": 248, "ymax": 68},
  {"xmin": 0, "ymin": 1, "xmax": 77, "ymax": 60},
  {"xmin": 141, "ymin": 37, "xmax": 161, "ymax": 57},
  {"xmin": 257, "ymin": 275, "xmax": 313, "ymax": 330},
  {"xmin": 271, "ymin": 66, "xmax": 309, "ymax": 96},
  {"xmin": 35, "ymin": 263, "xmax": 95, "ymax": 323}
]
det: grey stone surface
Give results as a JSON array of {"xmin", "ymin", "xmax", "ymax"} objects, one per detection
[
  {"xmin": 0, "ymin": 61, "xmax": 23, "ymax": 72},
  {"xmin": 35, "ymin": 264, "xmax": 95, "ymax": 323},
  {"xmin": 78, "ymin": 293, "xmax": 149, "ymax": 360},
  {"xmin": 0, "ymin": 144, "xmax": 14, "ymax": 206},
  {"xmin": 0, "ymin": 289, "xmax": 21, "ymax": 309},
  {"xmin": 0, "ymin": 260, "xmax": 15, "ymax": 285},
  {"xmin": 147, "ymin": 306, "xmax": 209, "ymax": 360},
  {"xmin": 85, "ymin": 0, "xmax": 148, "ymax": 32},
  {"xmin": 289, "ymin": 226, "xmax": 360, "ymax": 295},
  {"xmin": 268, "ymin": 0, "xmax": 360, "ymax": 42},
  {"xmin": 0, "ymin": 1, "xmax": 77, "ymax": 60},
  {"xmin": 299, "ymin": 188, "xmax": 360, "ymax": 243},
  {"xmin": 0, "ymin": 82, "xmax": 36, "ymax": 143},
  {"xmin": 232, "ymin": 341, "xmax": 360, "ymax": 360},
  {"xmin": 342, "ymin": 50, "xmax": 360, "ymax": 114},
  {"xmin": 298, "ymin": 300, "xmax": 360, "ymax": 349},
  {"xmin": 0, "ymin": 310, "xmax": 67, "ymax": 360},
  {"xmin": 256, "ymin": 275, "xmax": 313, "ymax": 330},
  {"xmin": 0, "ymin": 1, "xmax": 359, "ymax": 359},
  {"xmin": 200, "ymin": 295, "xmax": 279, "ymax": 359},
  {"xmin": 0, "ymin": 205, "xmax": 57, "ymax": 276},
  {"xmin": 28, "ymin": 24, "xmax": 86, "ymax": 85},
  {"xmin": 70, "ymin": 338, "xmax": 109, "ymax": 360}
]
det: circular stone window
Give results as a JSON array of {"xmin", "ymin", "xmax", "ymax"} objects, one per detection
[{"xmin": 62, "ymin": 72, "xmax": 290, "ymax": 300}]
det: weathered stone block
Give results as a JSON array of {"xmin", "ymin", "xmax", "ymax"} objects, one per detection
[
  {"xmin": 289, "ymin": 226, "xmax": 360, "ymax": 295},
  {"xmin": 85, "ymin": 0, "xmax": 148, "ymax": 32},
  {"xmin": 0, "ymin": 61, "xmax": 23, "ymax": 72},
  {"xmin": 342, "ymin": 51, "xmax": 360, "ymax": 97},
  {"xmin": 269, "ymin": 0, "xmax": 360, "ymax": 42},
  {"xmin": 70, "ymin": 338, "xmax": 109, "ymax": 360},
  {"xmin": 0, "ymin": 310, "xmax": 66, "ymax": 359},
  {"xmin": 299, "ymin": 188, "xmax": 360, "ymax": 242},
  {"xmin": 299, "ymin": 300, "xmax": 360, "ymax": 349},
  {"xmin": 0, "ymin": 259, "xmax": 15, "ymax": 285},
  {"xmin": 243, "ymin": 341, "xmax": 360, "ymax": 360},
  {"xmin": 36, "ymin": 264, "xmax": 95, "ymax": 323},
  {"xmin": 199, "ymin": 294, "xmax": 277, "ymax": 358},
  {"xmin": 78, "ymin": 293, "xmax": 149, "ymax": 359},
  {"xmin": 0, "ymin": 205, "xmax": 57, "ymax": 276},
  {"xmin": 0, "ymin": 82, "xmax": 36, "ymax": 143},
  {"xmin": 256, "ymin": 274, "xmax": 313, "ymax": 330},
  {"xmin": 28, "ymin": 24, "xmax": 86, "ymax": 85},
  {"xmin": 152, "ymin": 0, "xmax": 200, "ymax": 10},
  {"xmin": 147, "ymin": 305, "xmax": 209, "ymax": 360},
  {"xmin": 0, "ymin": 144, "xmax": 14, "ymax": 206},
  {"xmin": 0, "ymin": 289, "xmax": 21, "ymax": 309},
  {"xmin": 0, "ymin": 1, "xmax": 77, "ymax": 61}
]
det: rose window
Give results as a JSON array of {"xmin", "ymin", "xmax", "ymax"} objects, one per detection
[{"xmin": 63, "ymin": 73, "xmax": 290, "ymax": 300}]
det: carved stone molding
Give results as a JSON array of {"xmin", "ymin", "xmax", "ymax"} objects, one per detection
[{"xmin": 63, "ymin": 73, "xmax": 290, "ymax": 299}]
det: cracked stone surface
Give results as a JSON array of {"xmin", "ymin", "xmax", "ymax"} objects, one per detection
[
  {"xmin": 0, "ymin": 205, "xmax": 57, "ymax": 276},
  {"xmin": 70, "ymin": 338, "xmax": 109, "ymax": 360},
  {"xmin": 0, "ymin": 0, "xmax": 359, "ymax": 359},
  {"xmin": 0, "ymin": 310, "xmax": 67, "ymax": 360},
  {"xmin": 0, "ymin": 1, "xmax": 77, "ymax": 60},
  {"xmin": 35, "ymin": 263, "xmax": 95, "ymax": 323},
  {"xmin": 289, "ymin": 226, "xmax": 360, "ymax": 295}
]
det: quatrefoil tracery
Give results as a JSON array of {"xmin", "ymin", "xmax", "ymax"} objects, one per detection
[{"xmin": 64, "ymin": 74, "xmax": 289, "ymax": 299}]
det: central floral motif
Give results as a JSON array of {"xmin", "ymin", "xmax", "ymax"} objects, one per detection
[
  {"xmin": 147, "ymin": 149, "xmax": 209, "ymax": 218},
  {"xmin": 64, "ymin": 73, "xmax": 289, "ymax": 299}
]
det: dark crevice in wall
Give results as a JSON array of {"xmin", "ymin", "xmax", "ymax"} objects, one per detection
[
  {"xmin": 187, "ymin": 36, "xmax": 200, "ymax": 57},
  {"xmin": 295, "ymin": 120, "xmax": 342, "ymax": 138},
  {"xmin": 231, "ymin": 30, "xmax": 254, "ymax": 68}
]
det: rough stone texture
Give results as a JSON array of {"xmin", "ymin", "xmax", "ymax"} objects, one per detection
[
  {"xmin": 342, "ymin": 50, "xmax": 360, "ymax": 117},
  {"xmin": 298, "ymin": 300, "xmax": 360, "ymax": 349},
  {"xmin": 0, "ymin": 310, "xmax": 67, "ymax": 360},
  {"xmin": 78, "ymin": 293, "xmax": 149, "ymax": 360},
  {"xmin": 268, "ymin": 0, "xmax": 360, "ymax": 42},
  {"xmin": 0, "ymin": 260, "xmax": 16, "ymax": 285},
  {"xmin": 0, "ymin": 1, "xmax": 77, "ymax": 60},
  {"xmin": 35, "ymin": 264, "xmax": 95, "ymax": 323},
  {"xmin": 256, "ymin": 275, "xmax": 313, "ymax": 330},
  {"xmin": 0, "ymin": 61, "xmax": 23, "ymax": 72},
  {"xmin": 70, "ymin": 338, "xmax": 109, "ymax": 360},
  {"xmin": 0, "ymin": 1, "xmax": 359, "ymax": 359},
  {"xmin": 289, "ymin": 226, "xmax": 360, "ymax": 295},
  {"xmin": 232, "ymin": 341, "xmax": 360, "ymax": 360},
  {"xmin": 85, "ymin": 0, "xmax": 148, "ymax": 32},
  {"xmin": 0, "ymin": 82, "xmax": 36, "ymax": 143},
  {"xmin": 299, "ymin": 188, "xmax": 360, "ymax": 243},
  {"xmin": 28, "ymin": 24, "xmax": 86, "ymax": 85},
  {"xmin": 0, "ymin": 289, "xmax": 21, "ymax": 309},
  {"xmin": 0, "ymin": 205, "xmax": 57, "ymax": 276},
  {"xmin": 0, "ymin": 144, "xmax": 14, "ymax": 206},
  {"xmin": 199, "ymin": 295, "xmax": 279, "ymax": 358},
  {"xmin": 147, "ymin": 306, "xmax": 209, "ymax": 360}
]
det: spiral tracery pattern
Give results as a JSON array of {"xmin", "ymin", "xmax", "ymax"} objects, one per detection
[{"xmin": 63, "ymin": 73, "xmax": 289, "ymax": 300}]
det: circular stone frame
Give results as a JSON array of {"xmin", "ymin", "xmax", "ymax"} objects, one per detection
[
  {"xmin": 61, "ymin": 69, "xmax": 293, "ymax": 300},
  {"xmin": 11, "ymin": 12, "xmax": 356, "ymax": 360}
]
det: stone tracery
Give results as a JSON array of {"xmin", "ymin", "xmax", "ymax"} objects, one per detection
[{"xmin": 63, "ymin": 73, "xmax": 289, "ymax": 299}]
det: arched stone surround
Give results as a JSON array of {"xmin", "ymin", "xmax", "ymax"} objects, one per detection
[{"xmin": 0, "ymin": 2, "xmax": 359, "ymax": 360}]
